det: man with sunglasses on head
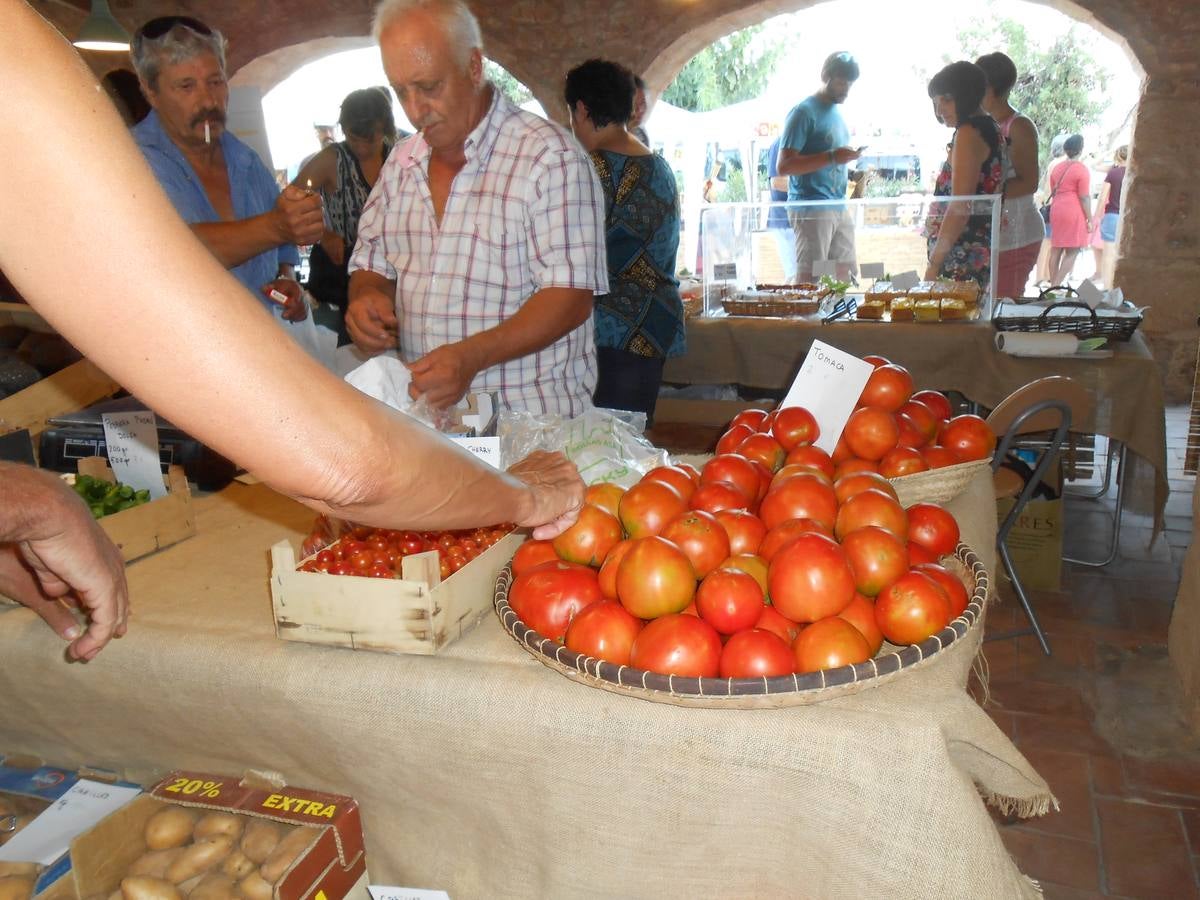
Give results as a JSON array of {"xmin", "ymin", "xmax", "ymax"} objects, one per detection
[
  {"xmin": 776, "ymin": 51, "xmax": 862, "ymax": 285},
  {"xmin": 130, "ymin": 16, "xmax": 324, "ymax": 324}
]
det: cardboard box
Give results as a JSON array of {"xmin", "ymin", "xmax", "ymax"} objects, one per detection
[
  {"xmin": 75, "ymin": 457, "xmax": 196, "ymax": 564},
  {"xmin": 270, "ymin": 531, "xmax": 525, "ymax": 655},
  {"xmin": 0, "ymin": 360, "xmax": 119, "ymax": 452},
  {"xmin": 996, "ymin": 452, "xmax": 1064, "ymax": 594},
  {"xmin": 42, "ymin": 771, "xmax": 365, "ymax": 900}
]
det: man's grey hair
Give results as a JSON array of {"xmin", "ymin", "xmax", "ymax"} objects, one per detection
[
  {"xmin": 372, "ymin": 0, "xmax": 483, "ymax": 66},
  {"xmin": 131, "ymin": 23, "xmax": 228, "ymax": 92}
]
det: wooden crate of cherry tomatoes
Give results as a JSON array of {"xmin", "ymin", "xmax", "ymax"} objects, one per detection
[{"xmin": 269, "ymin": 522, "xmax": 522, "ymax": 655}]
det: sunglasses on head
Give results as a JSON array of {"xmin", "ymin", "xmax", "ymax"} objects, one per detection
[{"xmin": 135, "ymin": 15, "xmax": 213, "ymax": 42}]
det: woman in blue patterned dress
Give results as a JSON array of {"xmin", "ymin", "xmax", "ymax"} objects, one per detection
[
  {"xmin": 565, "ymin": 59, "xmax": 685, "ymax": 425},
  {"xmin": 923, "ymin": 61, "xmax": 1006, "ymax": 290}
]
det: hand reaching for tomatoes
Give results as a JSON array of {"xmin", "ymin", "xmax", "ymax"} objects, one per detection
[{"xmin": 507, "ymin": 450, "xmax": 586, "ymax": 540}]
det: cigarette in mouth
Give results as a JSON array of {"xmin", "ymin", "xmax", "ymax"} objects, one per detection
[
  {"xmin": 204, "ymin": 121, "xmax": 211, "ymax": 144},
  {"xmin": 267, "ymin": 289, "xmax": 289, "ymax": 305}
]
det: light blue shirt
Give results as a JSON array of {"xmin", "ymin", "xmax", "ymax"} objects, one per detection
[
  {"xmin": 779, "ymin": 95, "xmax": 850, "ymax": 202},
  {"xmin": 133, "ymin": 111, "xmax": 298, "ymax": 310}
]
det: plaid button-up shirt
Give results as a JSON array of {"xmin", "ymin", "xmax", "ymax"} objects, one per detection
[{"xmin": 349, "ymin": 88, "xmax": 607, "ymax": 416}]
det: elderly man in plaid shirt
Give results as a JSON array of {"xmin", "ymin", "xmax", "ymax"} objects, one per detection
[{"xmin": 347, "ymin": 0, "xmax": 608, "ymax": 416}]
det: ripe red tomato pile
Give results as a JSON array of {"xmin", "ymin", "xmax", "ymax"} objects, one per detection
[
  {"xmin": 508, "ymin": 395, "xmax": 974, "ymax": 680},
  {"xmin": 298, "ymin": 524, "xmax": 514, "ymax": 581},
  {"xmin": 836, "ymin": 355, "xmax": 997, "ymax": 478}
]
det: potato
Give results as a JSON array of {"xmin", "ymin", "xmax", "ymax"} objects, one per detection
[
  {"xmin": 129, "ymin": 849, "xmax": 185, "ymax": 878},
  {"xmin": 235, "ymin": 872, "xmax": 271, "ymax": 900},
  {"xmin": 0, "ymin": 867, "xmax": 38, "ymax": 879},
  {"xmin": 258, "ymin": 825, "xmax": 317, "ymax": 883},
  {"xmin": 238, "ymin": 820, "xmax": 279, "ymax": 865},
  {"xmin": 192, "ymin": 813, "xmax": 243, "ymax": 842},
  {"xmin": 145, "ymin": 806, "xmax": 199, "ymax": 850},
  {"xmin": 119, "ymin": 877, "xmax": 182, "ymax": 900},
  {"xmin": 218, "ymin": 850, "xmax": 254, "ymax": 880},
  {"xmin": 0, "ymin": 876, "xmax": 34, "ymax": 900},
  {"xmin": 185, "ymin": 874, "xmax": 237, "ymax": 900},
  {"xmin": 175, "ymin": 876, "xmax": 203, "ymax": 897},
  {"xmin": 164, "ymin": 836, "xmax": 234, "ymax": 884}
]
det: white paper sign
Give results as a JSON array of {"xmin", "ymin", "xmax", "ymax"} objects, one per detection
[
  {"xmin": 711, "ymin": 262, "xmax": 737, "ymax": 281},
  {"xmin": 779, "ymin": 341, "xmax": 874, "ymax": 454},
  {"xmin": 0, "ymin": 780, "xmax": 141, "ymax": 864},
  {"xmin": 451, "ymin": 436, "xmax": 502, "ymax": 469},
  {"xmin": 811, "ymin": 259, "xmax": 838, "ymax": 278},
  {"xmin": 859, "ymin": 262, "xmax": 886, "ymax": 278},
  {"xmin": 1075, "ymin": 278, "xmax": 1104, "ymax": 308},
  {"xmin": 368, "ymin": 887, "xmax": 450, "ymax": 900},
  {"xmin": 101, "ymin": 411, "xmax": 166, "ymax": 499},
  {"xmin": 889, "ymin": 270, "xmax": 921, "ymax": 291}
]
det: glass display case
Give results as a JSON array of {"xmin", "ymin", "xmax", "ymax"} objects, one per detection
[{"xmin": 697, "ymin": 195, "xmax": 1001, "ymax": 323}]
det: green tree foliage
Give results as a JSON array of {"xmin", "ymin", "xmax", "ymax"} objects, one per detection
[
  {"xmin": 662, "ymin": 26, "xmax": 784, "ymax": 113},
  {"xmin": 485, "ymin": 60, "xmax": 533, "ymax": 106},
  {"xmin": 952, "ymin": 18, "xmax": 1110, "ymax": 169}
]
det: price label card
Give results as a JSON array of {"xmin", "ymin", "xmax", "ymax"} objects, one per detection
[
  {"xmin": 811, "ymin": 260, "xmax": 838, "ymax": 278},
  {"xmin": 101, "ymin": 411, "xmax": 166, "ymax": 499},
  {"xmin": 779, "ymin": 340, "xmax": 874, "ymax": 454},
  {"xmin": 711, "ymin": 262, "xmax": 738, "ymax": 281},
  {"xmin": 889, "ymin": 270, "xmax": 921, "ymax": 291},
  {"xmin": 0, "ymin": 779, "xmax": 141, "ymax": 864},
  {"xmin": 450, "ymin": 436, "xmax": 502, "ymax": 469},
  {"xmin": 1075, "ymin": 278, "xmax": 1104, "ymax": 308},
  {"xmin": 368, "ymin": 888, "xmax": 450, "ymax": 900},
  {"xmin": 860, "ymin": 262, "xmax": 886, "ymax": 278}
]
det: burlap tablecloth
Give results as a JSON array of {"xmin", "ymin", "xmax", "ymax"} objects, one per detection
[
  {"xmin": 0, "ymin": 470, "xmax": 1049, "ymax": 898},
  {"xmin": 665, "ymin": 318, "xmax": 1168, "ymax": 525}
]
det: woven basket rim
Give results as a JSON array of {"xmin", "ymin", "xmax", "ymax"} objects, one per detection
[{"xmin": 494, "ymin": 542, "xmax": 988, "ymax": 708}]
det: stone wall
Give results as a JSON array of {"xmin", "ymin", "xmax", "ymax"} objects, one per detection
[{"xmin": 44, "ymin": 0, "xmax": 1200, "ymax": 398}]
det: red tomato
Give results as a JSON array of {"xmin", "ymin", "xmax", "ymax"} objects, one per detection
[
  {"xmin": 842, "ymin": 406, "xmax": 899, "ymax": 461},
  {"xmin": 830, "ymin": 434, "xmax": 853, "ymax": 464},
  {"xmin": 768, "ymin": 532, "xmax": 856, "ymax": 623},
  {"xmin": 660, "ymin": 510, "xmax": 731, "ymax": 578},
  {"xmin": 715, "ymin": 423, "xmax": 755, "ymax": 456},
  {"xmin": 584, "ymin": 482, "xmax": 625, "ymax": 518},
  {"xmin": 696, "ymin": 567, "xmax": 765, "ymax": 635},
  {"xmin": 642, "ymin": 465, "xmax": 696, "ymax": 502},
  {"xmin": 899, "ymin": 400, "xmax": 939, "ymax": 442},
  {"xmin": 756, "ymin": 604, "xmax": 802, "ymax": 644},
  {"xmin": 772, "ymin": 406, "xmax": 821, "ymax": 451},
  {"xmin": 771, "ymin": 463, "xmax": 833, "ymax": 491},
  {"xmin": 688, "ymin": 480, "xmax": 752, "ymax": 515},
  {"xmin": 783, "ymin": 444, "xmax": 836, "ymax": 480},
  {"xmin": 837, "ymin": 593, "xmax": 885, "ymax": 655},
  {"xmin": 878, "ymin": 446, "xmax": 929, "ymax": 478},
  {"xmin": 913, "ymin": 562, "xmax": 970, "ymax": 619},
  {"xmin": 597, "ymin": 538, "xmax": 635, "ymax": 599},
  {"xmin": 939, "ymin": 414, "xmax": 997, "ymax": 462},
  {"xmin": 907, "ymin": 541, "xmax": 937, "ymax": 565},
  {"xmin": 833, "ymin": 458, "xmax": 879, "ymax": 480},
  {"xmin": 630, "ymin": 614, "xmax": 722, "ymax": 677},
  {"xmin": 840, "ymin": 525, "xmax": 910, "ymax": 598},
  {"xmin": 895, "ymin": 414, "xmax": 929, "ymax": 450},
  {"xmin": 508, "ymin": 561, "xmax": 603, "ymax": 641},
  {"xmin": 833, "ymin": 470, "xmax": 898, "ymax": 505},
  {"xmin": 906, "ymin": 503, "xmax": 961, "ymax": 556},
  {"xmin": 729, "ymin": 408, "xmax": 769, "ymax": 431},
  {"xmin": 862, "ymin": 354, "xmax": 891, "ymax": 368},
  {"xmin": 720, "ymin": 629, "xmax": 795, "ymax": 678},
  {"xmin": 618, "ymin": 479, "xmax": 688, "ymax": 539},
  {"xmin": 858, "ymin": 364, "xmax": 914, "ymax": 413},
  {"xmin": 792, "ymin": 617, "xmax": 872, "ymax": 673},
  {"xmin": 564, "ymin": 600, "xmax": 644, "ymax": 665},
  {"xmin": 759, "ymin": 473, "xmax": 838, "ymax": 531},
  {"xmin": 920, "ymin": 445, "xmax": 960, "ymax": 469},
  {"xmin": 552, "ymin": 505, "xmax": 623, "ymax": 566},
  {"xmin": 874, "ymin": 571, "xmax": 952, "ymax": 645},
  {"xmin": 615, "ymin": 536, "xmax": 697, "ymax": 619},
  {"xmin": 748, "ymin": 458, "xmax": 773, "ymax": 502},
  {"xmin": 834, "ymin": 488, "xmax": 909, "ymax": 541},
  {"xmin": 511, "ymin": 538, "xmax": 557, "ymax": 576},
  {"xmin": 737, "ymin": 433, "xmax": 787, "ymax": 473},
  {"xmin": 714, "ymin": 509, "xmax": 767, "ymax": 556},
  {"xmin": 759, "ymin": 518, "xmax": 834, "ymax": 562},
  {"xmin": 912, "ymin": 389, "xmax": 953, "ymax": 421},
  {"xmin": 700, "ymin": 453, "xmax": 761, "ymax": 502},
  {"xmin": 675, "ymin": 462, "xmax": 702, "ymax": 485},
  {"xmin": 719, "ymin": 553, "xmax": 770, "ymax": 598}
]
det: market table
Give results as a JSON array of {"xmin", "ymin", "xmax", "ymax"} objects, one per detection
[
  {"xmin": 664, "ymin": 316, "xmax": 1168, "ymax": 525},
  {"xmin": 0, "ymin": 475, "xmax": 1050, "ymax": 898}
]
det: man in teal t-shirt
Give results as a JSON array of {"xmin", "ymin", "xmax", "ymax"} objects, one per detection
[{"xmin": 777, "ymin": 52, "xmax": 862, "ymax": 284}]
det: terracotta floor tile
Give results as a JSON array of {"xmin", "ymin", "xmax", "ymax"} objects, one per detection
[
  {"xmin": 988, "ymin": 678, "xmax": 1091, "ymax": 720},
  {"xmin": 1124, "ymin": 756, "xmax": 1200, "ymax": 801},
  {"xmin": 1000, "ymin": 827, "xmax": 1101, "ymax": 891},
  {"xmin": 1017, "ymin": 748, "xmax": 1096, "ymax": 840},
  {"xmin": 1181, "ymin": 809, "xmax": 1200, "ymax": 855},
  {"xmin": 1091, "ymin": 755, "xmax": 1128, "ymax": 797},
  {"xmin": 1036, "ymin": 883, "xmax": 1106, "ymax": 900},
  {"xmin": 1096, "ymin": 797, "xmax": 1199, "ymax": 898},
  {"xmin": 1015, "ymin": 711, "xmax": 1116, "ymax": 757}
]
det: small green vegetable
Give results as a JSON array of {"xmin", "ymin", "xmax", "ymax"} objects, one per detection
[{"xmin": 72, "ymin": 473, "xmax": 154, "ymax": 519}]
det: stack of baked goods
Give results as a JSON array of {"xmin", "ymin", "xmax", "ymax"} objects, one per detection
[
  {"xmin": 722, "ymin": 282, "xmax": 830, "ymax": 317},
  {"xmin": 856, "ymin": 280, "xmax": 905, "ymax": 320}
]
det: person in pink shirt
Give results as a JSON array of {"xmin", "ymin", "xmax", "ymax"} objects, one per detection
[{"xmin": 1046, "ymin": 134, "xmax": 1092, "ymax": 286}]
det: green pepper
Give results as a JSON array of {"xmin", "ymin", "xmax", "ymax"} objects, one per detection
[
  {"xmin": 89, "ymin": 504, "xmax": 104, "ymax": 519},
  {"xmin": 134, "ymin": 489, "xmax": 150, "ymax": 504}
]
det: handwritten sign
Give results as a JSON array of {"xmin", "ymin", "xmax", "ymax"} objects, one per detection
[
  {"xmin": 711, "ymin": 263, "xmax": 738, "ymax": 281},
  {"xmin": 779, "ymin": 340, "xmax": 874, "ymax": 454},
  {"xmin": 101, "ymin": 411, "xmax": 166, "ymax": 499},
  {"xmin": 811, "ymin": 260, "xmax": 838, "ymax": 278},
  {"xmin": 368, "ymin": 888, "xmax": 450, "ymax": 900},
  {"xmin": 451, "ymin": 436, "xmax": 502, "ymax": 469},
  {"xmin": 1075, "ymin": 278, "xmax": 1104, "ymax": 308},
  {"xmin": 860, "ymin": 262, "xmax": 886, "ymax": 279},
  {"xmin": 0, "ymin": 779, "xmax": 141, "ymax": 864},
  {"xmin": 890, "ymin": 270, "xmax": 921, "ymax": 291}
]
